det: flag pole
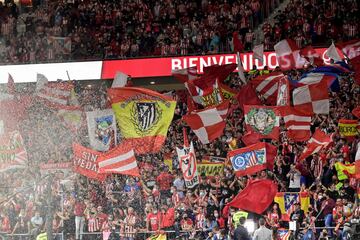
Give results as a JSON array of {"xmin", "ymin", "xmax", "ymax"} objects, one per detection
[{"xmin": 66, "ymin": 71, "xmax": 71, "ymax": 81}]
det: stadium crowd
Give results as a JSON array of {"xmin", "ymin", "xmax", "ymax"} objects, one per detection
[
  {"xmin": 0, "ymin": 0, "xmax": 357, "ymax": 63},
  {"xmin": 0, "ymin": 1, "xmax": 359, "ymax": 240},
  {"xmin": 0, "ymin": 59, "xmax": 360, "ymax": 240}
]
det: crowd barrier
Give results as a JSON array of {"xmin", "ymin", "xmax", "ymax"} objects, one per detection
[{"xmin": 1, "ymin": 226, "xmax": 351, "ymax": 240}]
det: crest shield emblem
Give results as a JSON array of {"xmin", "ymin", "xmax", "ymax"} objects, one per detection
[
  {"xmin": 246, "ymin": 108, "xmax": 276, "ymax": 135},
  {"xmin": 136, "ymin": 102, "xmax": 157, "ymax": 131}
]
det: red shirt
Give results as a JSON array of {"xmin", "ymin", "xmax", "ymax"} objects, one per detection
[
  {"xmin": 156, "ymin": 172, "xmax": 174, "ymax": 191},
  {"xmin": 1, "ymin": 216, "xmax": 10, "ymax": 233},
  {"xmin": 74, "ymin": 201, "xmax": 86, "ymax": 217},
  {"xmin": 161, "ymin": 208, "xmax": 175, "ymax": 228},
  {"xmin": 97, "ymin": 212, "xmax": 108, "ymax": 229},
  {"xmin": 147, "ymin": 212, "xmax": 160, "ymax": 231}
]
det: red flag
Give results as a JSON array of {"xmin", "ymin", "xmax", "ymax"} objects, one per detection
[
  {"xmin": 193, "ymin": 64, "xmax": 237, "ymax": 88},
  {"xmin": 97, "ymin": 143, "xmax": 140, "ymax": 177},
  {"xmin": 244, "ymin": 105, "xmax": 281, "ymax": 140},
  {"xmin": 352, "ymin": 106, "xmax": 360, "ymax": 119},
  {"xmin": 274, "ymin": 39, "xmax": 307, "ymax": 70},
  {"xmin": 250, "ymin": 72, "xmax": 284, "ymax": 105},
  {"xmin": 227, "ymin": 179, "xmax": 278, "ymax": 214},
  {"xmin": 241, "ymin": 131, "xmax": 262, "ymax": 146},
  {"xmin": 300, "ymin": 46, "xmax": 323, "ymax": 66},
  {"xmin": 299, "ymin": 129, "xmax": 333, "ymax": 161},
  {"xmin": 228, "ymin": 142, "xmax": 277, "ymax": 177},
  {"xmin": 232, "ymin": 31, "xmax": 244, "ymax": 53},
  {"xmin": 72, "ymin": 143, "xmax": 107, "ymax": 181},
  {"xmin": 293, "ymin": 80, "xmax": 329, "ymax": 115},
  {"xmin": 183, "ymin": 127, "xmax": 189, "ymax": 147},
  {"xmin": 236, "ymin": 84, "xmax": 261, "ymax": 110},
  {"xmin": 280, "ymin": 106, "xmax": 312, "ymax": 142}
]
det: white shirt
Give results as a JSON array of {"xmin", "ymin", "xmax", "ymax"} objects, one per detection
[
  {"xmin": 289, "ymin": 172, "xmax": 301, "ymax": 189},
  {"xmin": 253, "ymin": 226, "xmax": 272, "ymax": 240}
]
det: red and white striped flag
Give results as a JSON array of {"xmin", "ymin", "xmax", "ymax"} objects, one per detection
[
  {"xmin": 274, "ymin": 39, "xmax": 307, "ymax": 70},
  {"xmin": 251, "ymin": 72, "xmax": 284, "ymax": 105},
  {"xmin": 183, "ymin": 101, "xmax": 229, "ymax": 144},
  {"xmin": 299, "ymin": 129, "xmax": 333, "ymax": 160},
  {"xmin": 280, "ymin": 106, "xmax": 312, "ymax": 142},
  {"xmin": 292, "ymin": 80, "xmax": 329, "ymax": 115},
  {"xmin": 97, "ymin": 144, "xmax": 140, "ymax": 176},
  {"xmin": 36, "ymin": 81, "xmax": 79, "ymax": 110}
]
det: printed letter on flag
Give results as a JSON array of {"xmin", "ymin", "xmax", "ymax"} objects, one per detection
[
  {"xmin": 72, "ymin": 143, "xmax": 106, "ymax": 181},
  {"xmin": 176, "ymin": 142, "xmax": 199, "ymax": 188},
  {"xmin": 108, "ymin": 87, "xmax": 176, "ymax": 154},
  {"xmin": 86, "ymin": 109, "xmax": 117, "ymax": 152}
]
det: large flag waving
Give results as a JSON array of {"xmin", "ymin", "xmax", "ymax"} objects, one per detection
[
  {"xmin": 236, "ymin": 84, "xmax": 261, "ymax": 110},
  {"xmin": 227, "ymin": 179, "xmax": 278, "ymax": 214},
  {"xmin": 274, "ymin": 192, "xmax": 310, "ymax": 221},
  {"xmin": 108, "ymin": 87, "xmax": 176, "ymax": 154},
  {"xmin": 280, "ymin": 106, "xmax": 312, "ymax": 142},
  {"xmin": 0, "ymin": 131, "xmax": 28, "ymax": 172},
  {"xmin": 299, "ymin": 129, "xmax": 333, "ymax": 160},
  {"xmin": 250, "ymin": 72, "xmax": 284, "ymax": 105},
  {"xmin": 292, "ymin": 80, "xmax": 329, "ymax": 115},
  {"xmin": 36, "ymin": 81, "xmax": 80, "ymax": 110},
  {"xmin": 183, "ymin": 101, "xmax": 229, "ymax": 144},
  {"xmin": 228, "ymin": 142, "xmax": 277, "ymax": 177},
  {"xmin": 244, "ymin": 105, "xmax": 280, "ymax": 140},
  {"xmin": 97, "ymin": 143, "xmax": 140, "ymax": 177},
  {"xmin": 274, "ymin": 39, "xmax": 307, "ymax": 70}
]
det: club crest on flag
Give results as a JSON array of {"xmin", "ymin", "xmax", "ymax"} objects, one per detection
[
  {"xmin": 285, "ymin": 193, "xmax": 299, "ymax": 210},
  {"xmin": 232, "ymin": 150, "xmax": 265, "ymax": 170},
  {"xmin": 130, "ymin": 102, "xmax": 162, "ymax": 135},
  {"xmin": 246, "ymin": 108, "xmax": 277, "ymax": 135}
]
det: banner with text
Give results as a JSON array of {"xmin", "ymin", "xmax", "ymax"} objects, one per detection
[
  {"xmin": 72, "ymin": 143, "xmax": 106, "ymax": 181},
  {"xmin": 0, "ymin": 131, "xmax": 28, "ymax": 172},
  {"xmin": 177, "ymin": 142, "xmax": 199, "ymax": 188}
]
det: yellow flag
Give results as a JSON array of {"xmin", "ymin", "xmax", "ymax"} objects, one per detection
[
  {"xmin": 335, "ymin": 162, "xmax": 355, "ymax": 180},
  {"xmin": 108, "ymin": 87, "xmax": 176, "ymax": 154}
]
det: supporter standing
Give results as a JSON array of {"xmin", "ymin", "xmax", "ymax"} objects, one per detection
[{"xmin": 252, "ymin": 218, "xmax": 272, "ymax": 240}]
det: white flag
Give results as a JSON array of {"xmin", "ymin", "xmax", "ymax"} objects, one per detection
[
  {"xmin": 112, "ymin": 71, "xmax": 128, "ymax": 88},
  {"xmin": 36, "ymin": 73, "xmax": 48, "ymax": 92},
  {"xmin": 236, "ymin": 52, "xmax": 246, "ymax": 84},
  {"xmin": 176, "ymin": 142, "xmax": 199, "ymax": 188},
  {"xmin": 326, "ymin": 42, "xmax": 342, "ymax": 62},
  {"xmin": 253, "ymin": 44, "xmax": 264, "ymax": 63}
]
